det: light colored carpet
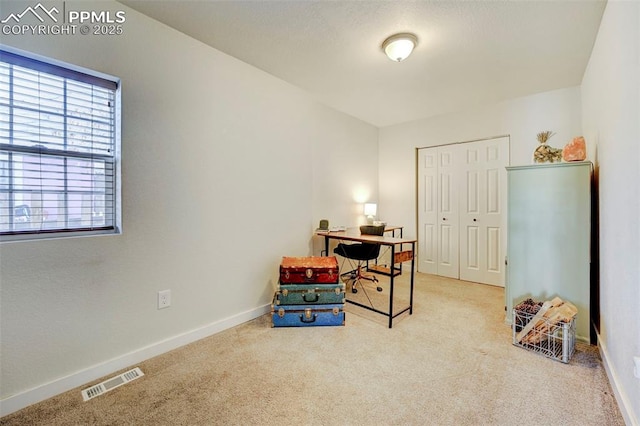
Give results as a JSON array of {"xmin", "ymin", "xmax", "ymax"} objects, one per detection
[{"xmin": 1, "ymin": 273, "xmax": 624, "ymax": 425}]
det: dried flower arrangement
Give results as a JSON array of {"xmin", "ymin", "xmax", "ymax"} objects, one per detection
[
  {"xmin": 536, "ymin": 131, "xmax": 555, "ymax": 144},
  {"xmin": 533, "ymin": 130, "xmax": 563, "ymax": 163}
]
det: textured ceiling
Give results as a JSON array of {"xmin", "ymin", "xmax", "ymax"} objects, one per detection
[{"xmin": 119, "ymin": 0, "xmax": 606, "ymax": 127}]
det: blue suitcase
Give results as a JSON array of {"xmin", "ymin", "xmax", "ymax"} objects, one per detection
[{"xmin": 271, "ymin": 296, "xmax": 345, "ymax": 327}]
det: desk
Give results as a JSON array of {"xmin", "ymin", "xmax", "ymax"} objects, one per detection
[
  {"xmin": 381, "ymin": 225, "xmax": 403, "ymax": 237},
  {"xmin": 318, "ymin": 228, "xmax": 416, "ymax": 328},
  {"xmin": 370, "ymin": 225, "xmax": 403, "ymax": 276}
]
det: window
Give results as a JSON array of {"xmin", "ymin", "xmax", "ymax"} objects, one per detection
[{"xmin": 0, "ymin": 49, "xmax": 120, "ymax": 240}]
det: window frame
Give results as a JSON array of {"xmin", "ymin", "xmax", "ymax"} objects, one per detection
[{"xmin": 0, "ymin": 46, "xmax": 121, "ymax": 242}]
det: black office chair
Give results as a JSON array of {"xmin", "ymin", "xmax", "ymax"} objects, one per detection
[{"xmin": 333, "ymin": 224, "xmax": 385, "ymax": 294}]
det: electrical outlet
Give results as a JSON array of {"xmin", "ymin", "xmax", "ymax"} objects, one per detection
[{"xmin": 158, "ymin": 290, "xmax": 171, "ymax": 309}]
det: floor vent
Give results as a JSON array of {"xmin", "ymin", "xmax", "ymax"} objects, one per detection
[{"xmin": 81, "ymin": 367, "xmax": 144, "ymax": 401}]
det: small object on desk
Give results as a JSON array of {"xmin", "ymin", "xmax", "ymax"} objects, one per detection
[
  {"xmin": 328, "ymin": 226, "xmax": 346, "ymax": 232},
  {"xmin": 316, "ymin": 219, "xmax": 329, "ymax": 232},
  {"xmin": 364, "ymin": 203, "xmax": 377, "ymax": 224},
  {"xmin": 358, "ymin": 224, "xmax": 385, "ymax": 235}
]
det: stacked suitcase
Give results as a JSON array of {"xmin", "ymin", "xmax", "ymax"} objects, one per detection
[{"xmin": 271, "ymin": 256, "xmax": 345, "ymax": 327}]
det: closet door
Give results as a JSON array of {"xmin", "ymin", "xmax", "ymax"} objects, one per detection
[
  {"xmin": 436, "ymin": 146, "xmax": 460, "ymax": 278},
  {"xmin": 418, "ymin": 137, "xmax": 508, "ymax": 284},
  {"xmin": 459, "ymin": 137, "xmax": 509, "ymax": 286},
  {"xmin": 417, "ymin": 145, "xmax": 460, "ymax": 278},
  {"xmin": 417, "ymin": 150, "xmax": 438, "ymax": 274}
]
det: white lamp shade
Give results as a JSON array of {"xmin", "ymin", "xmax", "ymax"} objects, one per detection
[
  {"xmin": 364, "ymin": 203, "xmax": 377, "ymax": 216},
  {"xmin": 382, "ymin": 33, "xmax": 417, "ymax": 62}
]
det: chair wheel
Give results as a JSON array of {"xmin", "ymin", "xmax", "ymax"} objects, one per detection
[
  {"xmin": 376, "ymin": 287, "xmax": 383, "ymax": 292},
  {"xmin": 352, "ymin": 288, "xmax": 358, "ymax": 294}
]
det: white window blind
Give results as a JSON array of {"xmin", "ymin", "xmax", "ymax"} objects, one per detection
[{"xmin": 0, "ymin": 50, "xmax": 119, "ymax": 239}]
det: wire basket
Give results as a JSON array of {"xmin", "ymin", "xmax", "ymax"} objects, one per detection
[{"xmin": 512, "ymin": 309, "xmax": 576, "ymax": 364}]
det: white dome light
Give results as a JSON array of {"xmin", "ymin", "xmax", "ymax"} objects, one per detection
[{"xmin": 382, "ymin": 33, "xmax": 418, "ymax": 62}]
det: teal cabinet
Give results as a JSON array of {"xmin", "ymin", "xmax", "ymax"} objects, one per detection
[{"xmin": 506, "ymin": 162, "xmax": 592, "ymax": 342}]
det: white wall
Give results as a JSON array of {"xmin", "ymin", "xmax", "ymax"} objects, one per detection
[
  {"xmin": 311, "ymin": 105, "xmax": 379, "ymax": 229},
  {"xmin": 378, "ymin": 87, "xmax": 582, "ymax": 239},
  {"xmin": 0, "ymin": 0, "xmax": 377, "ymax": 412},
  {"xmin": 310, "ymin": 105, "xmax": 379, "ymax": 255},
  {"xmin": 581, "ymin": 1, "xmax": 640, "ymax": 424}
]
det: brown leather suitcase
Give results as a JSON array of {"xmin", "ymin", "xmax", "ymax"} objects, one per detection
[{"xmin": 279, "ymin": 256, "xmax": 339, "ymax": 284}]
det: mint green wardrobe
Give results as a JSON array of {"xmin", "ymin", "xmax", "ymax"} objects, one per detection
[{"xmin": 505, "ymin": 161, "xmax": 592, "ymax": 342}]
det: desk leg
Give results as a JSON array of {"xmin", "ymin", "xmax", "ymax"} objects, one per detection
[
  {"xmin": 398, "ymin": 228, "xmax": 403, "ymax": 274},
  {"xmin": 409, "ymin": 241, "xmax": 415, "ymax": 314},
  {"xmin": 388, "ymin": 244, "xmax": 395, "ymax": 328},
  {"xmin": 323, "ymin": 236, "xmax": 329, "ymax": 257}
]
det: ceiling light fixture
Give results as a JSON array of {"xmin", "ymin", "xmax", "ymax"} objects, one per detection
[{"xmin": 382, "ymin": 33, "xmax": 418, "ymax": 62}]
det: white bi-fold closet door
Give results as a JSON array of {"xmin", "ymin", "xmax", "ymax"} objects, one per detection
[{"xmin": 417, "ymin": 136, "xmax": 509, "ymax": 287}]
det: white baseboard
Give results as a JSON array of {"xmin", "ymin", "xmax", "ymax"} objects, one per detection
[
  {"xmin": 0, "ymin": 304, "xmax": 271, "ymax": 418},
  {"xmin": 597, "ymin": 331, "xmax": 639, "ymax": 426}
]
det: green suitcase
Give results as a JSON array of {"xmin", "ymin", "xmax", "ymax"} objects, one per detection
[{"xmin": 276, "ymin": 283, "xmax": 345, "ymax": 305}]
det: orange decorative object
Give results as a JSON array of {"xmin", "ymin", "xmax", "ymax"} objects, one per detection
[{"xmin": 563, "ymin": 136, "xmax": 587, "ymax": 162}]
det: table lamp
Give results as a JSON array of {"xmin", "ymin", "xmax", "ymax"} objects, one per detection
[{"xmin": 364, "ymin": 203, "xmax": 377, "ymax": 224}]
